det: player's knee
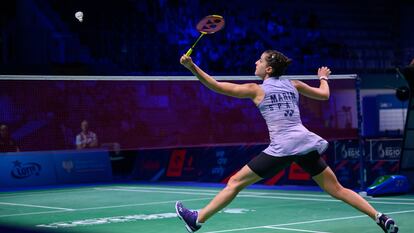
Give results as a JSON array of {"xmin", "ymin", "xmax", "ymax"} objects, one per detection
[
  {"xmin": 226, "ymin": 176, "xmax": 244, "ymax": 192},
  {"xmin": 327, "ymin": 184, "xmax": 345, "ymax": 199}
]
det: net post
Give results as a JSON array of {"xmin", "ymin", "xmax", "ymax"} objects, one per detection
[{"xmin": 355, "ymin": 74, "xmax": 366, "ymax": 192}]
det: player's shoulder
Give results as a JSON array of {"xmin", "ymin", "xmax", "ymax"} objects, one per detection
[
  {"xmin": 245, "ymin": 82, "xmax": 261, "ymax": 88},
  {"xmin": 290, "ymin": 79, "xmax": 305, "ymax": 89}
]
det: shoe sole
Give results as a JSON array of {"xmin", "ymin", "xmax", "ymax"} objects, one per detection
[
  {"xmin": 388, "ymin": 224, "xmax": 398, "ymax": 233},
  {"xmin": 175, "ymin": 201, "xmax": 195, "ymax": 233},
  {"xmin": 384, "ymin": 219, "xmax": 398, "ymax": 233}
]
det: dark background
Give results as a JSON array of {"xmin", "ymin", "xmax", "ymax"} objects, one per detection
[
  {"xmin": 1, "ymin": 0, "xmax": 413, "ymax": 151},
  {"xmin": 1, "ymin": 0, "xmax": 413, "ymax": 75}
]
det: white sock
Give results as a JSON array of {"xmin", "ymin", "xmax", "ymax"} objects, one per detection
[
  {"xmin": 196, "ymin": 219, "xmax": 203, "ymax": 226},
  {"xmin": 196, "ymin": 212, "xmax": 203, "ymax": 227},
  {"xmin": 375, "ymin": 212, "xmax": 383, "ymax": 223}
]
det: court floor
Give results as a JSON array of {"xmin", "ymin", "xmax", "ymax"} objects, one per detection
[{"xmin": 0, "ymin": 184, "xmax": 413, "ymax": 233}]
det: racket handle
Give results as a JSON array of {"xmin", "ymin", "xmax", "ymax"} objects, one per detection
[{"xmin": 185, "ymin": 48, "xmax": 193, "ymax": 56}]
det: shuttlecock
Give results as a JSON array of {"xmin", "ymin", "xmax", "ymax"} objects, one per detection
[{"xmin": 75, "ymin": 11, "xmax": 83, "ymax": 22}]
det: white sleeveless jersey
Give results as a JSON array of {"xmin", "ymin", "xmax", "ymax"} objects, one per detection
[{"xmin": 257, "ymin": 77, "xmax": 328, "ymax": 157}]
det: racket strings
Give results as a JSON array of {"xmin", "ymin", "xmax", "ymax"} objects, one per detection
[
  {"xmin": 197, "ymin": 16, "xmax": 224, "ymax": 34},
  {"xmin": 185, "ymin": 15, "xmax": 225, "ymax": 56}
]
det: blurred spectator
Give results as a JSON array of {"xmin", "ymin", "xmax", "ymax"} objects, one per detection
[
  {"xmin": 75, "ymin": 120, "xmax": 98, "ymax": 149},
  {"xmin": 410, "ymin": 58, "xmax": 414, "ymax": 66},
  {"xmin": 0, "ymin": 124, "xmax": 20, "ymax": 152}
]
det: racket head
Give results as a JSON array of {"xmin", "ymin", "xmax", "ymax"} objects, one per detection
[{"xmin": 196, "ymin": 15, "xmax": 225, "ymax": 34}]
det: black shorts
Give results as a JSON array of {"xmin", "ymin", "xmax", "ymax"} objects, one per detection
[{"xmin": 247, "ymin": 150, "xmax": 328, "ymax": 178}]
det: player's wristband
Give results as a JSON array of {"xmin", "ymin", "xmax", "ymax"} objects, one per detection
[{"xmin": 319, "ymin": 76, "xmax": 328, "ymax": 81}]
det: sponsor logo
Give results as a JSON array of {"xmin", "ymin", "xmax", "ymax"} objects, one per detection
[
  {"xmin": 11, "ymin": 160, "xmax": 41, "ymax": 179},
  {"xmin": 211, "ymin": 150, "xmax": 227, "ymax": 176},
  {"xmin": 166, "ymin": 149, "xmax": 186, "ymax": 177},
  {"xmin": 340, "ymin": 144, "xmax": 360, "ymax": 160},
  {"xmin": 379, "ymin": 103, "xmax": 392, "ymax": 108},
  {"xmin": 376, "ymin": 143, "xmax": 400, "ymax": 160},
  {"xmin": 62, "ymin": 160, "xmax": 74, "ymax": 173}
]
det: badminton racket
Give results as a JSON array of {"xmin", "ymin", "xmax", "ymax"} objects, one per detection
[{"xmin": 185, "ymin": 15, "xmax": 225, "ymax": 56}]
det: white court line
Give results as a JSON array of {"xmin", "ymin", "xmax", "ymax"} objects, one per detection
[
  {"xmin": 95, "ymin": 187, "xmax": 218, "ymax": 196},
  {"xmin": 114, "ymin": 186, "xmax": 328, "ymax": 197},
  {"xmin": 1, "ymin": 187, "xmax": 411, "ymax": 219},
  {"xmin": 0, "ymin": 210, "xmax": 70, "ymax": 218},
  {"xmin": 0, "ymin": 202, "xmax": 74, "ymax": 211},
  {"xmin": 96, "ymin": 187, "xmax": 414, "ymax": 205},
  {"xmin": 0, "ymin": 186, "xmax": 219, "ymax": 199},
  {"xmin": 264, "ymin": 226, "xmax": 331, "ymax": 233},
  {"xmin": 0, "ymin": 197, "xmax": 210, "ymax": 218},
  {"xmin": 2, "ymin": 185, "xmax": 413, "ymax": 201},
  {"xmin": 0, "ymin": 188, "xmax": 100, "ymax": 199},
  {"xmin": 114, "ymin": 186, "xmax": 414, "ymax": 201},
  {"xmin": 203, "ymin": 209, "xmax": 414, "ymax": 233},
  {"xmin": 239, "ymin": 194, "xmax": 414, "ymax": 205},
  {"xmin": 370, "ymin": 196, "xmax": 414, "ymax": 202},
  {"xmin": 115, "ymin": 186, "xmax": 221, "ymax": 193},
  {"xmin": 98, "ymin": 188, "xmax": 337, "ymax": 203},
  {"xmin": 75, "ymin": 197, "xmax": 211, "ymax": 211},
  {"xmin": 99, "ymin": 188, "xmax": 334, "ymax": 200}
]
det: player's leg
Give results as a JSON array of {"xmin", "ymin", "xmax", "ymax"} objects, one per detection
[
  {"xmin": 313, "ymin": 167, "xmax": 398, "ymax": 233},
  {"xmin": 313, "ymin": 166, "xmax": 377, "ymax": 217},
  {"xmin": 296, "ymin": 151, "xmax": 398, "ymax": 233},
  {"xmin": 197, "ymin": 165, "xmax": 262, "ymax": 222},
  {"xmin": 197, "ymin": 152, "xmax": 292, "ymax": 222},
  {"xmin": 176, "ymin": 165, "xmax": 261, "ymax": 232},
  {"xmin": 176, "ymin": 152, "xmax": 290, "ymax": 232}
]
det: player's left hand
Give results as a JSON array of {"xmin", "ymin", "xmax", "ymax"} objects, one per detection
[{"xmin": 180, "ymin": 55, "xmax": 194, "ymax": 69}]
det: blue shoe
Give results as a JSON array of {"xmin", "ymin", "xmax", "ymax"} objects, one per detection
[
  {"xmin": 175, "ymin": 201, "xmax": 201, "ymax": 232},
  {"xmin": 376, "ymin": 213, "xmax": 398, "ymax": 233}
]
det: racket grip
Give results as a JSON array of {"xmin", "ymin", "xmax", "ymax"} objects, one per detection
[{"xmin": 185, "ymin": 48, "xmax": 193, "ymax": 56}]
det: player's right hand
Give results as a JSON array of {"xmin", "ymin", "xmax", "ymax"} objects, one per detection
[{"xmin": 318, "ymin": 66, "xmax": 331, "ymax": 78}]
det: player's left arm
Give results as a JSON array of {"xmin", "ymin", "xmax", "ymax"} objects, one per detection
[{"xmin": 291, "ymin": 66, "xmax": 331, "ymax": 100}]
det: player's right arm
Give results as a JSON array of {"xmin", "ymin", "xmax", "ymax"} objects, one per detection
[{"xmin": 180, "ymin": 55, "xmax": 263, "ymax": 104}]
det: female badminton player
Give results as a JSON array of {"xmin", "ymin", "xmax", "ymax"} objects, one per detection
[{"xmin": 176, "ymin": 50, "xmax": 398, "ymax": 233}]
